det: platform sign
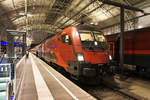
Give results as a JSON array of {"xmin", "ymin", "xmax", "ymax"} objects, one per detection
[
  {"xmin": 1, "ymin": 41, "xmax": 22, "ymax": 46},
  {"xmin": 0, "ymin": 63, "xmax": 11, "ymax": 78},
  {"xmin": 0, "ymin": 63, "xmax": 11, "ymax": 82},
  {"xmin": 1, "ymin": 42, "xmax": 8, "ymax": 46}
]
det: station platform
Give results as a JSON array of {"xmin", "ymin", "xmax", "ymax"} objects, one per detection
[{"xmin": 15, "ymin": 53, "xmax": 96, "ymax": 100}]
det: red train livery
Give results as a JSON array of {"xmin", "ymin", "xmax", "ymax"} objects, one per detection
[
  {"xmin": 34, "ymin": 25, "xmax": 111, "ymax": 81},
  {"xmin": 106, "ymin": 27, "xmax": 150, "ymax": 76}
]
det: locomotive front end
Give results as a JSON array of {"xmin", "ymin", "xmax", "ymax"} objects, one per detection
[{"xmin": 68, "ymin": 26, "xmax": 110, "ymax": 82}]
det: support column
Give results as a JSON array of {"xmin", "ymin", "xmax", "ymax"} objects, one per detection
[
  {"xmin": 24, "ymin": 0, "xmax": 28, "ymax": 52},
  {"xmin": 7, "ymin": 33, "xmax": 14, "ymax": 63},
  {"xmin": 22, "ymin": 34, "xmax": 26, "ymax": 56},
  {"xmin": 120, "ymin": 7, "xmax": 124, "ymax": 72}
]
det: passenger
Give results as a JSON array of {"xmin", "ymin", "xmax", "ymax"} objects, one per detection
[{"xmin": 26, "ymin": 51, "xmax": 29, "ymax": 58}]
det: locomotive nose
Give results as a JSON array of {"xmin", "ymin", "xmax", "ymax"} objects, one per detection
[
  {"xmin": 83, "ymin": 50, "xmax": 109, "ymax": 64},
  {"xmin": 83, "ymin": 68, "xmax": 96, "ymax": 77}
]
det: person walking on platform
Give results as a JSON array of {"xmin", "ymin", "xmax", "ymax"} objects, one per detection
[{"xmin": 26, "ymin": 51, "xmax": 29, "ymax": 58}]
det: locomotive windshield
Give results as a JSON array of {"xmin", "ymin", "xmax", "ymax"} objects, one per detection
[
  {"xmin": 94, "ymin": 34, "xmax": 105, "ymax": 42},
  {"xmin": 79, "ymin": 30, "xmax": 106, "ymax": 50},
  {"xmin": 80, "ymin": 33, "xmax": 94, "ymax": 41}
]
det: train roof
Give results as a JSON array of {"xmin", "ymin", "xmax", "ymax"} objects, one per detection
[{"xmin": 76, "ymin": 25, "xmax": 102, "ymax": 32}]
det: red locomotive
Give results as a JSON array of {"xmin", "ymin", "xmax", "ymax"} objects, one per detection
[
  {"xmin": 106, "ymin": 27, "xmax": 150, "ymax": 77},
  {"xmin": 34, "ymin": 25, "xmax": 111, "ymax": 82}
]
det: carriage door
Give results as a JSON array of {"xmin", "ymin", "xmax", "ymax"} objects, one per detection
[{"xmin": 60, "ymin": 34, "xmax": 74, "ymax": 62}]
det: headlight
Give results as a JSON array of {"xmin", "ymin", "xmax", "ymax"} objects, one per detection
[
  {"xmin": 94, "ymin": 41, "xmax": 98, "ymax": 46},
  {"xmin": 77, "ymin": 53, "xmax": 84, "ymax": 61},
  {"xmin": 109, "ymin": 55, "xmax": 112, "ymax": 60}
]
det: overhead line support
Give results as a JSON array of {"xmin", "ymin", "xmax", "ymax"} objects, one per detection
[{"xmin": 99, "ymin": 0, "xmax": 144, "ymax": 75}]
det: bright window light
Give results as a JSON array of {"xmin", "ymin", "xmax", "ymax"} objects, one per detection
[
  {"xmin": 138, "ymin": 25, "xmax": 143, "ymax": 29},
  {"xmin": 19, "ymin": 12, "xmax": 25, "ymax": 16}
]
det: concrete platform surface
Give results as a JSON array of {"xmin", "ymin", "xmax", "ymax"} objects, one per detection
[{"xmin": 15, "ymin": 53, "xmax": 96, "ymax": 100}]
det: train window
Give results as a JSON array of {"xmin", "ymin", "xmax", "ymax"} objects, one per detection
[
  {"xmin": 80, "ymin": 33, "xmax": 94, "ymax": 41},
  {"xmin": 61, "ymin": 35, "xmax": 72, "ymax": 45},
  {"xmin": 79, "ymin": 31, "xmax": 105, "ymax": 42},
  {"xmin": 94, "ymin": 34, "xmax": 105, "ymax": 42}
]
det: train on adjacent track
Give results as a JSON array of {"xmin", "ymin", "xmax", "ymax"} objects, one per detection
[
  {"xmin": 106, "ymin": 26, "xmax": 150, "ymax": 77},
  {"xmin": 31, "ymin": 25, "xmax": 112, "ymax": 83}
]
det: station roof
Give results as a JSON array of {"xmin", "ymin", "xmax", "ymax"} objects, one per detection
[{"xmin": 0, "ymin": 0, "xmax": 149, "ymax": 45}]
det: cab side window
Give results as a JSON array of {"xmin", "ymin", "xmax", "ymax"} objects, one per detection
[{"xmin": 61, "ymin": 34, "xmax": 72, "ymax": 45}]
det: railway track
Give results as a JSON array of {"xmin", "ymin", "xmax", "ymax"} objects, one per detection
[
  {"xmin": 101, "ymin": 75, "xmax": 149, "ymax": 100},
  {"xmin": 102, "ymin": 85, "xmax": 137, "ymax": 100},
  {"xmin": 78, "ymin": 83, "xmax": 136, "ymax": 100},
  {"xmin": 71, "ymin": 75, "xmax": 148, "ymax": 100}
]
